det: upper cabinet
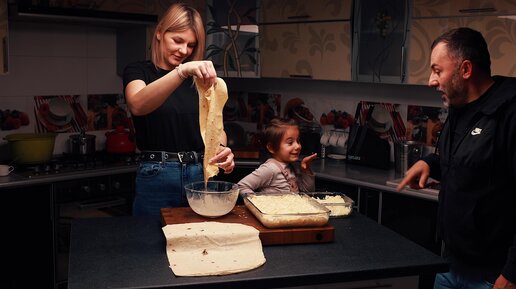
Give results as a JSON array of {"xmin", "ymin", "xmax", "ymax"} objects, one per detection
[
  {"xmin": 351, "ymin": 0, "xmax": 410, "ymax": 83},
  {"xmin": 205, "ymin": 0, "xmax": 259, "ymax": 78},
  {"xmin": 259, "ymin": 0, "xmax": 352, "ymax": 81},
  {"xmin": 407, "ymin": 0, "xmax": 516, "ymax": 85},
  {"xmin": 412, "ymin": 0, "xmax": 516, "ymax": 18},
  {"xmin": 260, "ymin": 0, "xmax": 352, "ymax": 23}
]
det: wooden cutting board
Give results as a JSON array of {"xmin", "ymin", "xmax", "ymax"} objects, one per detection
[{"xmin": 161, "ymin": 205, "xmax": 334, "ymax": 245}]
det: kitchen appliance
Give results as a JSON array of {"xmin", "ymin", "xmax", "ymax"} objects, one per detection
[
  {"xmin": 105, "ymin": 125, "xmax": 136, "ymax": 154},
  {"xmin": 394, "ymin": 140, "xmax": 423, "ymax": 174},
  {"xmin": 68, "ymin": 131, "xmax": 96, "ymax": 155},
  {"xmin": 299, "ymin": 121, "xmax": 322, "ymax": 156},
  {"xmin": 4, "ymin": 133, "xmax": 57, "ymax": 164},
  {"xmin": 346, "ymin": 104, "xmax": 390, "ymax": 169}
]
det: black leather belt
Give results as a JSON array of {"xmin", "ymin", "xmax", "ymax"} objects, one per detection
[{"xmin": 139, "ymin": 151, "xmax": 203, "ymax": 163}]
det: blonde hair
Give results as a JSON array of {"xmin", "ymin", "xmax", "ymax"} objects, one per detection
[{"xmin": 151, "ymin": 3, "xmax": 205, "ymax": 66}]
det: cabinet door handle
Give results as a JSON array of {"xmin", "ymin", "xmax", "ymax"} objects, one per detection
[
  {"xmin": 289, "ymin": 74, "xmax": 312, "ymax": 78},
  {"xmin": 287, "ymin": 15, "xmax": 310, "ymax": 20},
  {"xmin": 2, "ymin": 36, "xmax": 7, "ymax": 73},
  {"xmin": 459, "ymin": 7, "xmax": 496, "ymax": 13},
  {"xmin": 400, "ymin": 46, "xmax": 406, "ymax": 83}
]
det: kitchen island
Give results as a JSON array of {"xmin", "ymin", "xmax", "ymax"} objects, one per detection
[{"xmin": 67, "ymin": 213, "xmax": 448, "ymax": 289}]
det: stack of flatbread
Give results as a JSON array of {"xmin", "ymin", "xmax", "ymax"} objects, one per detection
[
  {"xmin": 196, "ymin": 78, "xmax": 228, "ymax": 184},
  {"xmin": 162, "ymin": 222, "xmax": 266, "ymax": 276}
]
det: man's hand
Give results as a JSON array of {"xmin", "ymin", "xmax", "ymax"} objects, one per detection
[
  {"xmin": 494, "ymin": 274, "xmax": 516, "ymax": 289},
  {"xmin": 396, "ymin": 160, "xmax": 431, "ymax": 191}
]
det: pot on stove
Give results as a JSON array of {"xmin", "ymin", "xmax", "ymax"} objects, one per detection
[
  {"xmin": 69, "ymin": 131, "xmax": 96, "ymax": 155},
  {"xmin": 105, "ymin": 125, "xmax": 136, "ymax": 154}
]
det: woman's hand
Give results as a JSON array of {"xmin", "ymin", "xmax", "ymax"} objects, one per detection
[
  {"xmin": 396, "ymin": 160, "xmax": 431, "ymax": 191},
  {"xmin": 301, "ymin": 153, "xmax": 318, "ymax": 172},
  {"xmin": 209, "ymin": 145, "xmax": 235, "ymax": 174},
  {"xmin": 180, "ymin": 60, "xmax": 217, "ymax": 87}
]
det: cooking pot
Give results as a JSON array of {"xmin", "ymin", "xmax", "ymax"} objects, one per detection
[
  {"xmin": 105, "ymin": 126, "xmax": 136, "ymax": 154},
  {"xmin": 69, "ymin": 131, "xmax": 96, "ymax": 155},
  {"xmin": 4, "ymin": 133, "xmax": 57, "ymax": 164}
]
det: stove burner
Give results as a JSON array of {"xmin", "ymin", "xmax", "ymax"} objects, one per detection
[{"xmin": 13, "ymin": 151, "xmax": 138, "ymax": 178}]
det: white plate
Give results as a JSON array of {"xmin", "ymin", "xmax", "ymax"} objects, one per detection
[
  {"xmin": 327, "ymin": 154, "xmax": 346, "ymax": 160},
  {"xmin": 46, "ymin": 112, "xmax": 72, "ymax": 126}
]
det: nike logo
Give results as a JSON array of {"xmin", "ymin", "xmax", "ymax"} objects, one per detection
[{"xmin": 471, "ymin": 128, "xmax": 482, "ymax": 135}]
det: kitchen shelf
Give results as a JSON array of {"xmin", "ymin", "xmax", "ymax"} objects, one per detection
[{"xmin": 8, "ymin": 4, "xmax": 157, "ymax": 27}]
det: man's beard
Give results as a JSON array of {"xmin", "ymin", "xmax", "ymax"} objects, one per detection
[{"xmin": 446, "ymin": 67, "xmax": 467, "ymax": 107}]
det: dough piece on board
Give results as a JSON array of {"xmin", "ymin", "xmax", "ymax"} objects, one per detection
[
  {"xmin": 196, "ymin": 78, "xmax": 228, "ymax": 184},
  {"xmin": 162, "ymin": 222, "xmax": 266, "ymax": 276}
]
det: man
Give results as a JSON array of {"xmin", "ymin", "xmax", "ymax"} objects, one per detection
[{"xmin": 396, "ymin": 27, "xmax": 516, "ymax": 289}]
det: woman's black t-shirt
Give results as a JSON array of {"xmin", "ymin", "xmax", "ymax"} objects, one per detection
[{"xmin": 123, "ymin": 61, "xmax": 204, "ymax": 153}]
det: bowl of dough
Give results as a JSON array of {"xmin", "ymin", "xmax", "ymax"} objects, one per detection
[{"xmin": 184, "ymin": 181, "xmax": 239, "ymax": 218}]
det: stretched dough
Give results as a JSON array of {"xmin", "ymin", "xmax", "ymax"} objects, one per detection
[
  {"xmin": 162, "ymin": 222, "xmax": 266, "ymax": 276},
  {"xmin": 196, "ymin": 78, "xmax": 228, "ymax": 184}
]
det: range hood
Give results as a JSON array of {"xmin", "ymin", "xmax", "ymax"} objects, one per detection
[{"xmin": 9, "ymin": 4, "xmax": 157, "ymax": 27}]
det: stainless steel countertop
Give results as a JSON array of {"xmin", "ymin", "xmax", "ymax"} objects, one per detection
[
  {"xmin": 0, "ymin": 158, "xmax": 438, "ymax": 201},
  {"xmin": 0, "ymin": 163, "xmax": 138, "ymax": 189}
]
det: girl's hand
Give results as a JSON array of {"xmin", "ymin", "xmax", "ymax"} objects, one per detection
[
  {"xmin": 301, "ymin": 153, "xmax": 318, "ymax": 171},
  {"xmin": 180, "ymin": 60, "xmax": 217, "ymax": 87},
  {"xmin": 209, "ymin": 145, "xmax": 235, "ymax": 174}
]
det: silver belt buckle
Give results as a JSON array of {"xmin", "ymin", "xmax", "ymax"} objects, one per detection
[{"xmin": 177, "ymin": 152, "xmax": 184, "ymax": 163}]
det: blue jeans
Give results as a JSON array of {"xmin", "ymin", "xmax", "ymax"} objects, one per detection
[
  {"xmin": 434, "ymin": 269, "xmax": 497, "ymax": 289},
  {"xmin": 133, "ymin": 161, "xmax": 203, "ymax": 216}
]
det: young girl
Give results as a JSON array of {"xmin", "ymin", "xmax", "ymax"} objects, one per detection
[{"xmin": 238, "ymin": 118, "xmax": 317, "ymax": 195}]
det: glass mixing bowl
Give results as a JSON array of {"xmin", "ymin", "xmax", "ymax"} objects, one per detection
[{"xmin": 184, "ymin": 181, "xmax": 239, "ymax": 218}]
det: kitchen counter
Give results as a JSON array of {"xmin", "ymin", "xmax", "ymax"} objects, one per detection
[
  {"xmin": 0, "ymin": 158, "xmax": 437, "ymax": 200},
  {"xmin": 311, "ymin": 158, "xmax": 439, "ymax": 201},
  {"xmin": 67, "ymin": 213, "xmax": 448, "ymax": 289},
  {"xmin": 0, "ymin": 163, "xmax": 138, "ymax": 189},
  {"xmin": 236, "ymin": 158, "xmax": 438, "ymax": 201}
]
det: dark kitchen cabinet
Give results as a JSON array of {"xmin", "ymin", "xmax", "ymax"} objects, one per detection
[
  {"xmin": 0, "ymin": 0, "xmax": 8, "ymax": 75},
  {"xmin": 4, "ymin": 184, "xmax": 54, "ymax": 289},
  {"xmin": 352, "ymin": 0, "xmax": 410, "ymax": 83},
  {"xmin": 381, "ymin": 193, "xmax": 441, "ymax": 255}
]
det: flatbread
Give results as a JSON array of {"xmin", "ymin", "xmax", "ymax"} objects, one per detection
[
  {"xmin": 162, "ymin": 222, "xmax": 266, "ymax": 276},
  {"xmin": 196, "ymin": 78, "xmax": 228, "ymax": 184}
]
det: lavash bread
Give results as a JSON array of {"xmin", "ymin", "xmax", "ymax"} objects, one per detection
[
  {"xmin": 196, "ymin": 77, "xmax": 228, "ymax": 184},
  {"xmin": 162, "ymin": 222, "xmax": 266, "ymax": 276}
]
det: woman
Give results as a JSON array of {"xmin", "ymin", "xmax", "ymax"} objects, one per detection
[{"xmin": 123, "ymin": 3, "xmax": 235, "ymax": 216}]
